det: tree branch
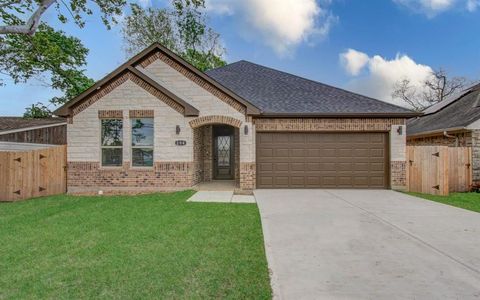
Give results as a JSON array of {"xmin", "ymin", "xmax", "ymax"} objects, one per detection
[{"xmin": 0, "ymin": 0, "xmax": 56, "ymax": 35}]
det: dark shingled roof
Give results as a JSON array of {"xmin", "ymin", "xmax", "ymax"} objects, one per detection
[
  {"xmin": 407, "ymin": 87, "xmax": 480, "ymax": 136},
  {"xmin": 0, "ymin": 117, "xmax": 66, "ymax": 132},
  {"xmin": 206, "ymin": 60, "xmax": 415, "ymax": 115}
]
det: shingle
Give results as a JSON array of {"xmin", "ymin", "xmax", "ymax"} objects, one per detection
[
  {"xmin": 206, "ymin": 60, "xmax": 414, "ymax": 114},
  {"xmin": 407, "ymin": 88, "xmax": 480, "ymax": 135},
  {"xmin": 0, "ymin": 117, "xmax": 66, "ymax": 132}
]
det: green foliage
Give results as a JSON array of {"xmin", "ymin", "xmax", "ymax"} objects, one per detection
[
  {"xmin": 0, "ymin": 191, "xmax": 272, "ymax": 299},
  {"xmin": 0, "ymin": 0, "xmax": 126, "ymax": 34},
  {"xmin": 408, "ymin": 192, "xmax": 480, "ymax": 213},
  {"xmin": 23, "ymin": 102, "xmax": 52, "ymax": 118},
  {"xmin": 122, "ymin": 0, "xmax": 226, "ymax": 71},
  {"xmin": 0, "ymin": 23, "xmax": 94, "ymax": 117}
]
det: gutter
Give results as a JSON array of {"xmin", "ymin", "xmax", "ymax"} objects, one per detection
[
  {"xmin": 443, "ymin": 131, "xmax": 459, "ymax": 147},
  {"xmin": 407, "ymin": 126, "xmax": 468, "ymax": 138}
]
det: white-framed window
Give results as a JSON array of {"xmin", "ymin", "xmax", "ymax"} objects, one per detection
[
  {"xmin": 131, "ymin": 118, "xmax": 154, "ymax": 167},
  {"xmin": 101, "ymin": 119, "xmax": 123, "ymax": 167}
]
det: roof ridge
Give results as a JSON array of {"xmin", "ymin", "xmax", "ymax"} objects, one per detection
[{"xmin": 224, "ymin": 60, "xmax": 413, "ymax": 113}]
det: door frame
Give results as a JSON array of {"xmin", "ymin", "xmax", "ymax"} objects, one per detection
[{"xmin": 213, "ymin": 125, "xmax": 235, "ymax": 180}]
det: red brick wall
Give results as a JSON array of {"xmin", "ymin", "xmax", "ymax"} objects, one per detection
[{"xmin": 68, "ymin": 161, "xmax": 194, "ymax": 191}]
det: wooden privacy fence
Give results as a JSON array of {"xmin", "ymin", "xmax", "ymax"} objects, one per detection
[
  {"xmin": 0, "ymin": 144, "xmax": 66, "ymax": 201},
  {"xmin": 407, "ymin": 146, "xmax": 472, "ymax": 196}
]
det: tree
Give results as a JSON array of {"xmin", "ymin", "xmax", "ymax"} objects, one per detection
[
  {"xmin": 0, "ymin": 23, "xmax": 94, "ymax": 117},
  {"xmin": 0, "ymin": 0, "xmax": 125, "ymax": 36},
  {"xmin": 392, "ymin": 69, "xmax": 469, "ymax": 111},
  {"xmin": 24, "ymin": 102, "xmax": 52, "ymax": 118},
  {"xmin": 121, "ymin": 1, "xmax": 226, "ymax": 71}
]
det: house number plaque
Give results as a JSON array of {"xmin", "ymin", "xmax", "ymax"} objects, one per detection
[{"xmin": 175, "ymin": 140, "xmax": 187, "ymax": 146}]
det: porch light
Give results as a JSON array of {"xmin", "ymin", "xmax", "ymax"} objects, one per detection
[
  {"xmin": 176, "ymin": 125, "xmax": 181, "ymax": 135},
  {"xmin": 244, "ymin": 124, "xmax": 249, "ymax": 135},
  {"xmin": 397, "ymin": 126, "xmax": 403, "ymax": 135}
]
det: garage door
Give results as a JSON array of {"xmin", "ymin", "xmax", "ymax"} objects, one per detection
[{"xmin": 256, "ymin": 132, "xmax": 389, "ymax": 189}]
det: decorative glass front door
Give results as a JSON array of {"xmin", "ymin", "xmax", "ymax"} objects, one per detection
[{"xmin": 214, "ymin": 126, "xmax": 234, "ymax": 179}]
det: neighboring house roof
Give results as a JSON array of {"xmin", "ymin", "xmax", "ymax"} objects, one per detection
[
  {"xmin": 407, "ymin": 86, "xmax": 480, "ymax": 136},
  {"xmin": 0, "ymin": 117, "xmax": 66, "ymax": 134},
  {"xmin": 54, "ymin": 43, "xmax": 260, "ymax": 117},
  {"xmin": 422, "ymin": 83, "xmax": 480, "ymax": 115},
  {"xmin": 206, "ymin": 60, "xmax": 417, "ymax": 117}
]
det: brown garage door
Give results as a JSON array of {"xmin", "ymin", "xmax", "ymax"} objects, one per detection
[{"xmin": 256, "ymin": 132, "xmax": 389, "ymax": 189}]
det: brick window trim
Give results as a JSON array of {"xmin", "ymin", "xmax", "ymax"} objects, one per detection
[
  {"xmin": 129, "ymin": 110, "xmax": 154, "ymax": 118},
  {"xmin": 98, "ymin": 110, "xmax": 123, "ymax": 119}
]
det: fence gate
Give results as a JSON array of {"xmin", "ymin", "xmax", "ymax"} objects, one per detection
[
  {"xmin": 407, "ymin": 146, "xmax": 472, "ymax": 196},
  {"xmin": 0, "ymin": 145, "xmax": 66, "ymax": 201}
]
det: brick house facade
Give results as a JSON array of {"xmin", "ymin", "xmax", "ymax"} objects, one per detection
[{"xmin": 55, "ymin": 43, "xmax": 416, "ymax": 194}]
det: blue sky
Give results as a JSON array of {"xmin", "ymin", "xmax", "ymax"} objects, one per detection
[{"xmin": 1, "ymin": 0, "xmax": 479, "ymax": 115}]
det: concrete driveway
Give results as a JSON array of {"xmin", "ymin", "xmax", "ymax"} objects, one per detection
[{"xmin": 254, "ymin": 189, "xmax": 480, "ymax": 299}]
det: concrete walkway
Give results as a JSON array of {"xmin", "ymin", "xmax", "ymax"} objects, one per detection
[
  {"xmin": 255, "ymin": 189, "xmax": 480, "ymax": 300},
  {"xmin": 187, "ymin": 191, "xmax": 255, "ymax": 203}
]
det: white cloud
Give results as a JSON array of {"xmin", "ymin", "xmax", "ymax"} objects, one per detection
[
  {"xmin": 340, "ymin": 49, "xmax": 434, "ymax": 107},
  {"xmin": 393, "ymin": 0, "xmax": 455, "ymax": 16},
  {"xmin": 393, "ymin": 0, "xmax": 480, "ymax": 16},
  {"xmin": 205, "ymin": 0, "xmax": 337, "ymax": 56},
  {"xmin": 340, "ymin": 49, "xmax": 370, "ymax": 76},
  {"xmin": 467, "ymin": 0, "xmax": 480, "ymax": 11}
]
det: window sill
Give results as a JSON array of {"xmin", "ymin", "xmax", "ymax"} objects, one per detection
[
  {"xmin": 99, "ymin": 166, "xmax": 123, "ymax": 170},
  {"xmin": 129, "ymin": 166, "xmax": 154, "ymax": 170}
]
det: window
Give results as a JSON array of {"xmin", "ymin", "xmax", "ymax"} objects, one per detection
[
  {"xmin": 101, "ymin": 119, "xmax": 123, "ymax": 166},
  {"xmin": 131, "ymin": 118, "xmax": 154, "ymax": 167}
]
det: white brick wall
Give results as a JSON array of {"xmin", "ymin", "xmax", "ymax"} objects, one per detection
[
  {"xmin": 68, "ymin": 80, "xmax": 190, "ymax": 162},
  {"xmin": 143, "ymin": 59, "xmax": 255, "ymax": 163},
  {"xmin": 144, "ymin": 60, "xmax": 245, "ymax": 120},
  {"xmin": 69, "ymin": 58, "xmax": 256, "ymax": 165},
  {"xmin": 390, "ymin": 125, "xmax": 406, "ymax": 161}
]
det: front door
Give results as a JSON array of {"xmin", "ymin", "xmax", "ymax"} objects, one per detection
[{"xmin": 213, "ymin": 125, "xmax": 234, "ymax": 180}]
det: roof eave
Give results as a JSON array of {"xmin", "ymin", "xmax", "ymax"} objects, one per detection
[
  {"xmin": 257, "ymin": 112, "xmax": 422, "ymax": 118},
  {"xmin": 407, "ymin": 126, "xmax": 469, "ymax": 138}
]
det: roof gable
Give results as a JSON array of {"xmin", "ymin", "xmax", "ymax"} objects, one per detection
[{"xmin": 54, "ymin": 43, "xmax": 260, "ymax": 117}]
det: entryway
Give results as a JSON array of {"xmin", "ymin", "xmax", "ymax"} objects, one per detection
[{"xmin": 213, "ymin": 125, "xmax": 235, "ymax": 180}]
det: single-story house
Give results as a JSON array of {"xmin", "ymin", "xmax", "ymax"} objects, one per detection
[
  {"xmin": 0, "ymin": 117, "xmax": 66, "ymax": 145},
  {"xmin": 54, "ymin": 43, "xmax": 417, "ymax": 194},
  {"xmin": 407, "ymin": 84, "xmax": 480, "ymax": 187}
]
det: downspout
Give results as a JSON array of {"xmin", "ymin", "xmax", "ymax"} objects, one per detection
[{"xmin": 443, "ymin": 131, "xmax": 459, "ymax": 147}]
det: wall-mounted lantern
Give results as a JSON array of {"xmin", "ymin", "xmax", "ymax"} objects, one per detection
[
  {"xmin": 397, "ymin": 126, "xmax": 403, "ymax": 135},
  {"xmin": 176, "ymin": 125, "xmax": 181, "ymax": 135},
  {"xmin": 244, "ymin": 124, "xmax": 249, "ymax": 135}
]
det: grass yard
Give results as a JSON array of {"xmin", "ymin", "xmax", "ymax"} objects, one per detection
[
  {"xmin": 0, "ymin": 191, "xmax": 272, "ymax": 299},
  {"xmin": 408, "ymin": 192, "xmax": 480, "ymax": 213}
]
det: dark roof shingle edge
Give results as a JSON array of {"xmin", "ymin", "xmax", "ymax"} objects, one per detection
[{"xmin": 207, "ymin": 60, "xmax": 419, "ymax": 117}]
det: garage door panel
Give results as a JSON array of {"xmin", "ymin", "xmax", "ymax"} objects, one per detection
[
  {"xmin": 257, "ymin": 132, "xmax": 389, "ymax": 189},
  {"xmin": 274, "ymin": 148, "xmax": 289, "ymax": 157}
]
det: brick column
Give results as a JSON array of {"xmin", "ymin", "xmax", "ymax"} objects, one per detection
[
  {"xmin": 472, "ymin": 129, "xmax": 480, "ymax": 187},
  {"xmin": 390, "ymin": 125, "xmax": 407, "ymax": 190},
  {"xmin": 239, "ymin": 122, "xmax": 256, "ymax": 190}
]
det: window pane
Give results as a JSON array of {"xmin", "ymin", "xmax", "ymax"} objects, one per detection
[
  {"xmin": 132, "ymin": 148, "xmax": 153, "ymax": 167},
  {"xmin": 131, "ymin": 118, "xmax": 154, "ymax": 146},
  {"xmin": 101, "ymin": 119, "xmax": 123, "ymax": 146},
  {"xmin": 102, "ymin": 148, "xmax": 123, "ymax": 166}
]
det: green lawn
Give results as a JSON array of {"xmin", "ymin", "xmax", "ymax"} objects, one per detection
[
  {"xmin": 0, "ymin": 191, "xmax": 272, "ymax": 299},
  {"xmin": 408, "ymin": 192, "xmax": 480, "ymax": 213}
]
